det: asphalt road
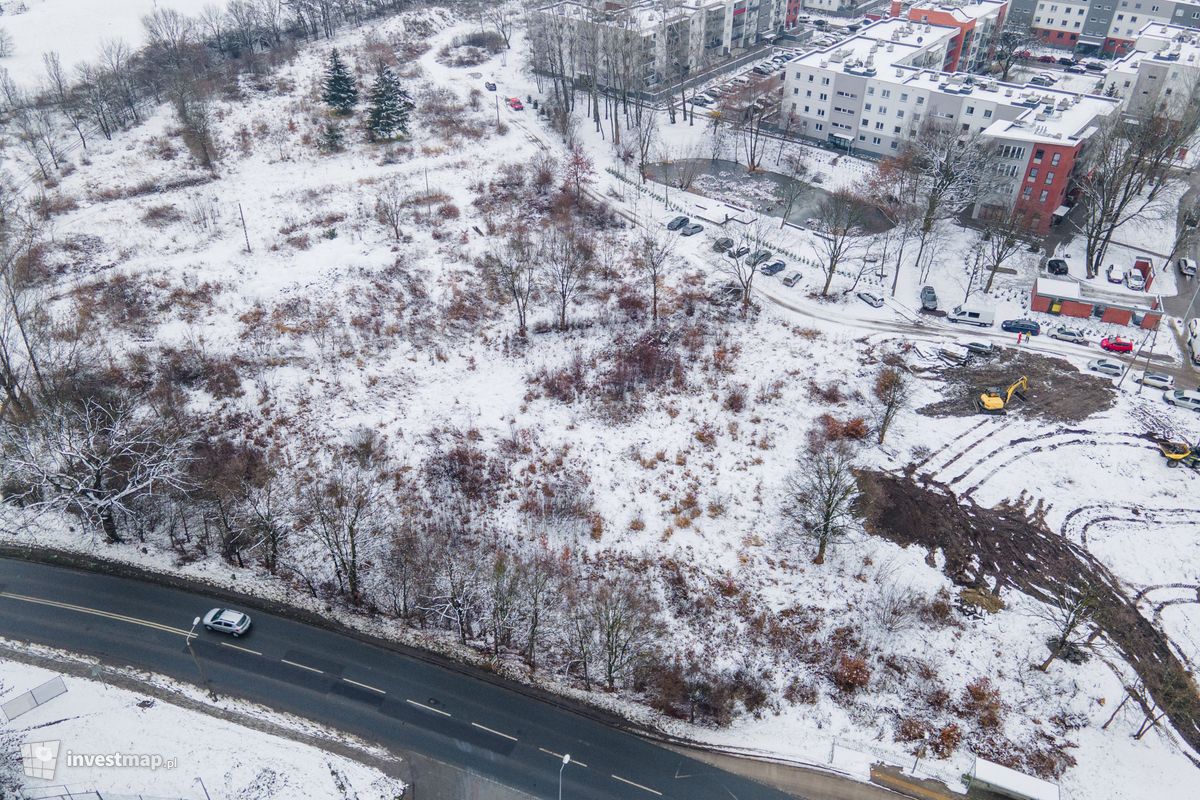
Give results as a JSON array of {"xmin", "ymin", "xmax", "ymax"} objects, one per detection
[{"xmin": 0, "ymin": 558, "xmax": 808, "ymax": 800}]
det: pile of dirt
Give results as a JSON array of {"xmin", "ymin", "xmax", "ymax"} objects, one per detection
[
  {"xmin": 917, "ymin": 348, "xmax": 1116, "ymax": 424},
  {"xmin": 856, "ymin": 471, "xmax": 1200, "ymax": 756}
]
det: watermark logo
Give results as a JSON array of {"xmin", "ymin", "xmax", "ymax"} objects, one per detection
[{"xmin": 21, "ymin": 739, "xmax": 60, "ymax": 779}]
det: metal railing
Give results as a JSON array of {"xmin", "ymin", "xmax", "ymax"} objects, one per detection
[{"xmin": 2, "ymin": 676, "xmax": 67, "ymax": 722}]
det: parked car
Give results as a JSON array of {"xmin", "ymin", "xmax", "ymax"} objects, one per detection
[
  {"xmin": 484, "ymin": 81, "xmax": 497, "ymax": 91},
  {"xmin": 1105, "ymin": 265, "xmax": 1124, "ymax": 284},
  {"xmin": 1125, "ymin": 270, "xmax": 1146, "ymax": 290},
  {"xmin": 857, "ymin": 291, "xmax": 885, "ymax": 308},
  {"xmin": 1100, "ymin": 336, "xmax": 1134, "ymax": 353},
  {"xmin": 1001, "ymin": 318, "xmax": 1041, "ymax": 335},
  {"xmin": 1057, "ymin": 56, "xmax": 1078, "ymax": 66},
  {"xmin": 1037, "ymin": 55, "xmax": 1057, "ymax": 63},
  {"xmin": 690, "ymin": 95, "xmax": 711, "ymax": 106},
  {"xmin": 1017, "ymin": 49, "xmax": 1034, "ymax": 59},
  {"xmin": 746, "ymin": 249, "xmax": 773, "ymax": 266},
  {"xmin": 666, "ymin": 215, "xmax": 689, "ymax": 231},
  {"xmin": 732, "ymin": 245, "xmax": 752, "ymax": 258},
  {"xmin": 1046, "ymin": 258, "xmax": 1069, "ymax": 276},
  {"xmin": 681, "ymin": 223, "xmax": 704, "ymax": 236},
  {"xmin": 1187, "ymin": 318, "xmax": 1200, "ymax": 339},
  {"xmin": 1085, "ymin": 60, "xmax": 1108, "ymax": 71},
  {"xmin": 1163, "ymin": 389, "xmax": 1200, "ymax": 412},
  {"xmin": 1049, "ymin": 326, "xmax": 1086, "ymax": 344},
  {"xmin": 507, "ymin": 97, "xmax": 524, "ymax": 110},
  {"xmin": 713, "ymin": 237, "xmax": 734, "ymax": 252},
  {"xmin": 1087, "ymin": 358, "xmax": 1125, "ymax": 377},
  {"xmin": 782, "ymin": 271, "xmax": 802, "ymax": 287},
  {"xmin": 708, "ymin": 282, "xmax": 742, "ymax": 306},
  {"xmin": 203, "ymin": 607, "xmax": 252, "ymax": 637},
  {"xmin": 1066, "ymin": 64, "xmax": 1088, "ymax": 74},
  {"xmin": 1137, "ymin": 372, "xmax": 1175, "ymax": 390},
  {"xmin": 919, "ymin": 285, "xmax": 937, "ymax": 310},
  {"xmin": 947, "ymin": 305, "xmax": 994, "ymax": 326},
  {"xmin": 1178, "ymin": 257, "xmax": 1196, "ymax": 277},
  {"xmin": 761, "ymin": 260, "xmax": 786, "ymax": 276},
  {"xmin": 964, "ymin": 341, "xmax": 997, "ymax": 357},
  {"xmin": 1030, "ymin": 75, "xmax": 1054, "ymax": 87}
]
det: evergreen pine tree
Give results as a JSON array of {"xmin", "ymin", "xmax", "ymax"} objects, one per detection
[
  {"xmin": 322, "ymin": 49, "xmax": 358, "ymax": 115},
  {"xmin": 319, "ymin": 120, "xmax": 345, "ymax": 152},
  {"xmin": 366, "ymin": 65, "xmax": 414, "ymax": 141}
]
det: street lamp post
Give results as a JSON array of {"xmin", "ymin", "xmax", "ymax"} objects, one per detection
[
  {"xmin": 558, "ymin": 753, "xmax": 571, "ymax": 800},
  {"xmin": 187, "ymin": 616, "xmax": 218, "ymax": 701}
]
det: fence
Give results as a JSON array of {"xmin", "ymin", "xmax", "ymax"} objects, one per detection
[
  {"xmin": 2, "ymin": 676, "xmax": 67, "ymax": 722},
  {"xmin": 21, "ymin": 787, "xmax": 192, "ymax": 800}
]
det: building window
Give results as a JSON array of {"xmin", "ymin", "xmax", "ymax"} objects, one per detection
[
  {"xmin": 1022, "ymin": 186, "xmax": 1033, "ymax": 199},
  {"xmin": 872, "ymin": 136, "xmax": 882, "ymax": 144},
  {"xmin": 815, "ymin": 123, "xmax": 824, "ymax": 131},
  {"xmin": 881, "ymin": 89, "xmax": 892, "ymax": 98},
  {"xmin": 983, "ymin": 109, "xmax": 992, "ymax": 118},
  {"xmin": 897, "ymin": 110, "xmax": 904, "ymax": 118},
  {"xmin": 1029, "ymin": 168, "xmax": 1039, "ymax": 181},
  {"xmin": 864, "ymin": 102, "xmax": 872, "ymax": 110},
  {"xmin": 966, "ymin": 106, "xmax": 975, "ymax": 115},
  {"xmin": 867, "ymin": 87, "xmax": 875, "ymax": 95},
  {"xmin": 916, "ymin": 96, "xmax": 925, "ymax": 104},
  {"xmin": 894, "ymin": 125, "xmax": 901, "ymax": 133},
  {"xmin": 891, "ymin": 141, "xmax": 899, "ymax": 149},
  {"xmin": 822, "ymin": 77, "xmax": 830, "ymax": 85},
  {"xmin": 900, "ymin": 93, "xmax": 909, "ymax": 102},
  {"xmin": 1039, "ymin": 190, "xmax": 1049, "ymax": 202},
  {"xmin": 1051, "ymin": 152, "xmax": 1061, "ymax": 166},
  {"xmin": 1045, "ymin": 171, "xmax": 1055, "ymax": 184},
  {"xmin": 1034, "ymin": 148, "xmax": 1045, "ymax": 163},
  {"xmin": 875, "ymin": 121, "xmax": 884, "ymax": 129}
]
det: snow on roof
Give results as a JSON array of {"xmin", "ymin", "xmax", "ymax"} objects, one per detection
[
  {"xmin": 904, "ymin": 0, "xmax": 1009, "ymax": 23},
  {"xmin": 980, "ymin": 87, "xmax": 1119, "ymax": 145},
  {"xmin": 792, "ymin": 19, "xmax": 958, "ymax": 72},
  {"xmin": 972, "ymin": 757, "xmax": 1060, "ymax": 800},
  {"xmin": 1035, "ymin": 278, "xmax": 1080, "ymax": 298}
]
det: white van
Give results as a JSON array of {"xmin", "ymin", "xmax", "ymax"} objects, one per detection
[
  {"xmin": 947, "ymin": 306, "xmax": 995, "ymax": 327},
  {"xmin": 1189, "ymin": 335, "xmax": 1200, "ymax": 366},
  {"xmin": 1186, "ymin": 317, "xmax": 1199, "ymax": 339}
]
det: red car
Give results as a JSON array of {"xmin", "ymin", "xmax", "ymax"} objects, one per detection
[
  {"xmin": 507, "ymin": 97, "xmax": 524, "ymax": 111},
  {"xmin": 1038, "ymin": 55, "xmax": 1057, "ymax": 63},
  {"xmin": 1017, "ymin": 50, "xmax": 1033, "ymax": 59},
  {"xmin": 1100, "ymin": 337, "xmax": 1134, "ymax": 353}
]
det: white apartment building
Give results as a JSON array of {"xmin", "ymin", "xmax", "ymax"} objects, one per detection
[{"xmin": 1105, "ymin": 22, "xmax": 1200, "ymax": 117}]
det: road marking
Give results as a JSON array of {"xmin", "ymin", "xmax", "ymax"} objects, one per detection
[
  {"xmin": 406, "ymin": 698, "xmax": 452, "ymax": 717},
  {"xmin": 342, "ymin": 678, "xmax": 386, "ymax": 695},
  {"xmin": 538, "ymin": 747, "xmax": 588, "ymax": 768},
  {"xmin": 471, "ymin": 722, "xmax": 518, "ymax": 742},
  {"xmin": 0, "ymin": 591, "xmax": 191, "ymax": 637},
  {"xmin": 611, "ymin": 775, "xmax": 662, "ymax": 796},
  {"xmin": 280, "ymin": 658, "xmax": 324, "ymax": 674},
  {"xmin": 219, "ymin": 641, "xmax": 263, "ymax": 656}
]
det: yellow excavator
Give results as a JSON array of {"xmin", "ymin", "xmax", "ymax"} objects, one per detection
[
  {"xmin": 976, "ymin": 376, "xmax": 1029, "ymax": 415},
  {"xmin": 1158, "ymin": 440, "xmax": 1200, "ymax": 470}
]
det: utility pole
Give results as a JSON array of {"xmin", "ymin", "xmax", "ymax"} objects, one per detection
[
  {"xmin": 238, "ymin": 203, "xmax": 252, "ymax": 254},
  {"xmin": 187, "ymin": 617, "xmax": 218, "ymax": 701}
]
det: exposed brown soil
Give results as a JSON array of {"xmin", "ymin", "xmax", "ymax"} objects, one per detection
[
  {"xmin": 917, "ymin": 349, "xmax": 1116, "ymax": 423},
  {"xmin": 857, "ymin": 471, "xmax": 1200, "ymax": 760}
]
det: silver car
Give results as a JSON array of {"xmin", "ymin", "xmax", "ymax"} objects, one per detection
[
  {"xmin": 1164, "ymin": 390, "xmax": 1200, "ymax": 412},
  {"xmin": 1136, "ymin": 372, "xmax": 1175, "ymax": 390},
  {"xmin": 203, "ymin": 608, "xmax": 252, "ymax": 637},
  {"xmin": 1049, "ymin": 326, "xmax": 1086, "ymax": 344},
  {"xmin": 1086, "ymin": 358, "xmax": 1124, "ymax": 378}
]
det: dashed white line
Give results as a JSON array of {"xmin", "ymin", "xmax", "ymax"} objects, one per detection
[
  {"xmin": 342, "ymin": 678, "xmax": 386, "ymax": 695},
  {"xmin": 538, "ymin": 747, "xmax": 588, "ymax": 768},
  {"xmin": 219, "ymin": 642, "xmax": 263, "ymax": 656},
  {"xmin": 471, "ymin": 722, "xmax": 518, "ymax": 742},
  {"xmin": 406, "ymin": 698, "xmax": 452, "ymax": 717},
  {"xmin": 280, "ymin": 658, "xmax": 324, "ymax": 674},
  {"xmin": 611, "ymin": 775, "xmax": 662, "ymax": 796}
]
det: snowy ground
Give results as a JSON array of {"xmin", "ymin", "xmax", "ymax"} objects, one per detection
[
  {"xmin": 0, "ymin": 0, "xmax": 205, "ymax": 89},
  {"xmin": 2, "ymin": 6, "xmax": 1200, "ymax": 800},
  {"xmin": 1, "ymin": 648, "xmax": 406, "ymax": 799}
]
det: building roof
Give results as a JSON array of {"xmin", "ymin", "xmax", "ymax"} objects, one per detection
[
  {"xmin": 971, "ymin": 758, "xmax": 1060, "ymax": 800},
  {"xmin": 903, "ymin": 0, "xmax": 1009, "ymax": 23},
  {"xmin": 1035, "ymin": 278, "xmax": 1081, "ymax": 298}
]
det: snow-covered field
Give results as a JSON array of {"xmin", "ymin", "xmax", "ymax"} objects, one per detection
[
  {"xmin": 0, "ymin": 0, "xmax": 204, "ymax": 88},
  {"xmin": 2, "ymin": 4, "xmax": 1199, "ymax": 800},
  {"xmin": 1, "ymin": 649, "xmax": 406, "ymax": 799}
]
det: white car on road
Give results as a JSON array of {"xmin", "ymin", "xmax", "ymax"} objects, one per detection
[
  {"xmin": 1087, "ymin": 358, "xmax": 1124, "ymax": 378},
  {"xmin": 1163, "ymin": 390, "xmax": 1200, "ymax": 412},
  {"xmin": 1049, "ymin": 326, "xmax": 1086, "ymax": 344},
  {"xmin": 203, "ymin": 608, "xmax": 252, "ymax": 637}
]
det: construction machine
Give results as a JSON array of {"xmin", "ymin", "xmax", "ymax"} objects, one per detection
[
  {"xmin": 976, "ymin": 376, "xmax": 1029, "ymax": 415},
  {"xmin": 1158, "ymin": 440, "xmax": 1200, "ymax": 470}
]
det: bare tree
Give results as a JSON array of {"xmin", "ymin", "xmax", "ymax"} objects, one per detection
[
  {"xmin": 634, "ymin": 229, "xmax": 676, "ymax": 325},
  {"xmin": 592, "ymin": 575, "xmax": 661, "ymax": 689},
  {"xmin": 980, "ymin": 208, "xmax": 1028, "ymax": 293},
  {"xmin": 422, "ymin": 543, "xmax": 483, "ymax": 645},
  {"xmin": 484, "ymin": 226, "xmax": 539, "ymax": 336},
  {"xmin": 294, "ymin": 435, "xmax": 394, "ymax": 602},
  {"xmin": 631, "ymin": 112, "xmax": 659, "ymax": 182},
  {"xmin": 813, "ymin": 190, "xmax": 869, "ymax": 296},
  {"xmin": 483, "ymin": 548, "xmax": 522, "ymax": 657},
  {"xmin": 874, "ymin": 366, "xmax": 909, "ymax": 444},
  {"xmin": 775, "ymin": 149, "xmax": 810, "ymax": 227},
  {"xmin": 485, "ymin": 6, "xmax": 516, "ymax": 48},
  {"xmin": 519, "ymin": 545, "xmax": 565, "ymax": 673},
  {"xmin": 0, "ymin": 397, "xmax": 193, "ymax": 543},
  {"xmin": 781, "ymin": 440, "xmax": 858, "ymax": 564},
  {"xmin": 990, "ymin": 25, "xmax": 1035, "ymax": 82},
  {"xmin": 374, "ymin": 177, "xmax": 409, "ymax": 241},
  {"xmin": 42, "ymin": 51, "xmax": 89, "ymax": 149},
  {"xmin": 718, "ymin": 221, "xmax": 770, "ymax": 309},
  {"xmin": 1077, "ymin": 113, "xmax": 1196, "ymax": 277},
  {"xmin": 541, "ymin": 226, "xmax": 592, "ymax": 330}
]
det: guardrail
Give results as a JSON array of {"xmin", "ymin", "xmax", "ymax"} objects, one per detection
[{"xmin": 2, "ymin": 675, "xmax": 67, "ymax": 722}]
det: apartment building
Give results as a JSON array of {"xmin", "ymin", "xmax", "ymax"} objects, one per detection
[
  {"xmin": 781, "ymin": 17, "xmax": 1120, "ymax": 231},
  {"xmin": 530, "ymin": 0, "xmax": 788, "ymax": 87},
  {"xmin": 1017, "ymin": 0, "xmax": 1200, "ymax": 54},
  {"xmin": 1104, "ymin": 22, "xmax": 1200, "ymax": 117},
  {"xmin": 890, "ymin": 0, "xmax": 1010, "ymax": 71}
]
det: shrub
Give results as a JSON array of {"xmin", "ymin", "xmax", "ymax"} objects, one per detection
[
  {"xmin": 723, "ymin": 386, "xmax": 746, "ymax": 413},
  {"xmin": 783, "ymin": 676, "xmax": 818, "ymax": 705},
  {"xmin": 831, "ymin": 654, "xmax": 870, "ymax": 693},
  {"xmin": 896, "ymin": 717, "xmax": 930, "ymax": 743},
  {"xmin": 962, "ymin": 677, "xmax": 1003, "ymax": 729},
  {"xmin": 819, "ymin": 414, "xmax": 869, "ymax": 441},
  {"xmin": 929, "ymin": 723, "xmax": 961, "ymax": 758},
  {"xmin": 143, "ymin": 203, "xmax": 184, "ymax": 227}
]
